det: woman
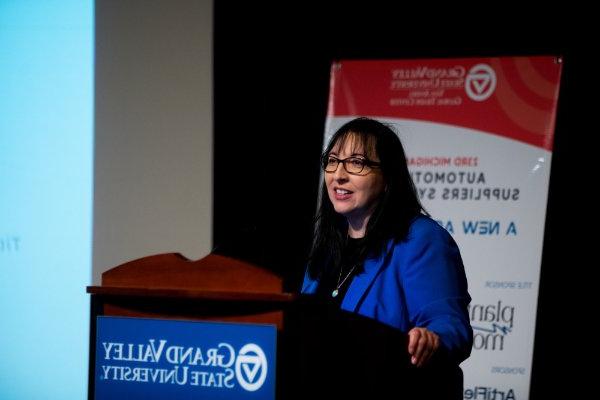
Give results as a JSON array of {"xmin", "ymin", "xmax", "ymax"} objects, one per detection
[{"xmin": 302, "ymin": 117, "xmax": 472, "ymax": 368}]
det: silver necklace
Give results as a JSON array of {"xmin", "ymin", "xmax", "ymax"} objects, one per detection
[{"xmin": 331, "ymin": 264, "xmax": 357, "ymax": 298}]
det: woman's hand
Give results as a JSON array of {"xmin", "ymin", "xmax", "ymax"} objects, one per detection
[{"xmin": 407, "ymin": 327, "xmax": 440, "ymax": 367}]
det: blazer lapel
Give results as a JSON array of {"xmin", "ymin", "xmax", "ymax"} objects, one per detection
[{"xmin": 342, "ymin": 239, "xmax": 394, "ymax": 312}]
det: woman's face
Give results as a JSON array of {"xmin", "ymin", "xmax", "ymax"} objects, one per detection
[{"xmin": 325, "ymin": 134, "xmax": 385, "ymax": 229}]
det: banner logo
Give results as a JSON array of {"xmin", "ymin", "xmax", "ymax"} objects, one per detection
[
  {"xmin": 465, "ymin": 64, "xmax": 496, "ymax": 101},
  {"xmin": 469, "ymin": 300, "xmax": 514, "ymax": 351},
  {"xmin": 235, "ymin": 343, "xmax": 268, "ymax": 391},
  {"xmin": 464, "ymin": 385, "xmax": 516, "ymax": 399}
]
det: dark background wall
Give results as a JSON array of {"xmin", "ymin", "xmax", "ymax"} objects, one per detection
[{"xmin": 214, "ymin": 3, "xmax": 590, "ymax": 399}]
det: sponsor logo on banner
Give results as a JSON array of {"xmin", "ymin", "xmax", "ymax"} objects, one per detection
[
  {"xmin": 464, "ymin": 386, "xmax": 516, "ymax": 399},
  {"xmin": 95, "ymin": 317, "xmax": 276, "ymax": 400},
  {"xmin": 465, "ymin": 64, "xmax": 497, "ymax": 101},
  {"xmin": 469, "ymin": 300, "xmax": 514, "ymax": 351}
]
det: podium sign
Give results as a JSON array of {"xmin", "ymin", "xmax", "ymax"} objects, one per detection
[{"xmin": 94, "ymin": 316, "xmax": 276, "ymax": 400}]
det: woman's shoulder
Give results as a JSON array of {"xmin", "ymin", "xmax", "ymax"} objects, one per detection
[
  {"xmin": 408, "ymin": 214, "xmax": 449, "ymax": 236},
  {"xmin": 388, "ymin": 215, "xmax": 462, "ymax": 263},
  {"xmin": 397, "ymin": 214, "xmax": 457, "ymax": 249}
]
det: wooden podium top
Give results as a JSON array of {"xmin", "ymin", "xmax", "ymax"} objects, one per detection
[{"xmin": 87, "ymin": 252, "xmax": 296, "ymax": 302}]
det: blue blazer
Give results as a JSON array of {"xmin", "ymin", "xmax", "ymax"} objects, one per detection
[{"xmin": 302, "ymin": 215, "xmax": 473, "ymax": 362}]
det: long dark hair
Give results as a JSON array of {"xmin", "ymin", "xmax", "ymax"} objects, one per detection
[{"xmin": 307, "ymin": 117, "xmax": 425, "ymax": 279}]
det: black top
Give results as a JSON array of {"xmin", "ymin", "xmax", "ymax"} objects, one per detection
[{"xmin": 315, "ymin": 237, "xmax": 363, "ymax": 306}]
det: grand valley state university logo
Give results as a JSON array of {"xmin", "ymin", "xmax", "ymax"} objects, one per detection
[
  {"xmin": 95, "ymin": 317, "xmax": 276, "ymax": 399},
  {"xmin": 235, "ymin": 343, "xmax": 268, "ymax": 391},
  {"xmin": 465, "ymin": 64, "xmax": 497, "ymax": 101},
  {"xmin": 99, "ymin": 340, "xmax": 269, "ymax": 391}
]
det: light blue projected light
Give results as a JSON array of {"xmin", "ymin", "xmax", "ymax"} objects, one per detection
[{"xmin": 0, "ymin": 1, "xmax": 93, "ymax": 399}]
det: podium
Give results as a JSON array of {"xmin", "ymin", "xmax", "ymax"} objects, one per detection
[
  {"xmin": 87, "ymin": 253, "xmax": 463, "ymax": 399},
  {"xmin": 87, "ymin": 253, "xmax": 293, "ymax": 399}
]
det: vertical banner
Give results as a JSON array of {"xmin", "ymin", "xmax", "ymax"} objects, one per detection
[{"xmin": 324, "ymin": 56, "xmax": 562, "ymax": 399}]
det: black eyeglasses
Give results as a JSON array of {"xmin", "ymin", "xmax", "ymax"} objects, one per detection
[{"xmin": 322, "ymin": 155, "xmax": 381, "ymax": 175}]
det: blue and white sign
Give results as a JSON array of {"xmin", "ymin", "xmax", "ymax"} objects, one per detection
[{"xmin": 95, "ymin": 317, "xmax": 276, "ymax": 400}]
